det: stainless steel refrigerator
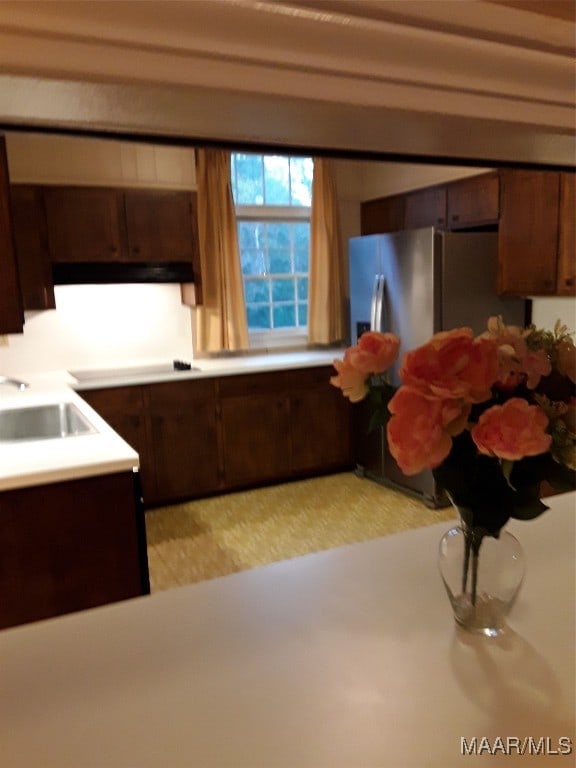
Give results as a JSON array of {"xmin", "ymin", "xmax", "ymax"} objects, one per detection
[{"xmin": 349, "ymin": 227, "xmax": 529, "ymax": 507}]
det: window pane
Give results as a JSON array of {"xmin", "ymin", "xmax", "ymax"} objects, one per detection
[
  {"xmin": 273, "ymin": 304, "xmax": 296, "ymax": 328},
  {"xmin": 234, "ymin": 154, "xmax": 264, "ymax": 205},
  {"xmin": 264, "ymin": 156, "xmax": 290, "ymax": 205},
  {"xmin": 266, "ymin": 222, "xmax": 290, "ymax": 248},
  {"xmin": 241, "ymin": 250, "xmax": 267, "ymax": 276},
  {"xmin": 293, "ymin": 222, "xmax": 310, "ymax": 249},
  {"xmin": 268, "ymin": 250, "xmax": 291, "ymax": 275},
  {"xmin": 272, "ymin": 278, "xmax": 295, "ymax": 302},
  {"xmin": 294, "ymin": 249, "xmax": 309, "ymax": 273},
  {"xmin": 298, "ymin": 303, "xmax": 308, "ymax": 326},
  {"xmin": 247, "ymin": 305, "xmax": 271, "ymax": 329},
  {"xmin": 238, "ymin": 221, "xmax": 265, "ymax": 250},
  {"xmin": 296, "ymin": 277, "xmax": 308, "ymax": 300},
  {"xmin": 245, "ymin": 279, "xmax": 270, "ymax": 303},
  {"xmin": 290, "ymin": 157, "xmax": 313, "ymax": 206}
]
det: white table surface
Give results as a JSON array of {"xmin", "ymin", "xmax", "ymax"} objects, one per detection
[{"xmin": 1, "ymin": 493, "xmax": 574, "ymax": 768}]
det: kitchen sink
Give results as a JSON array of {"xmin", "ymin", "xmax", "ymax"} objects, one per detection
[{"xmin": 0, "ymin": 402, "xmax": 97, "ymax": 442}]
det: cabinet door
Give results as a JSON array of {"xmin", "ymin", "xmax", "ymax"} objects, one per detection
[
  {"xmin": 447, "ymin": 172, "xmax": 499, "ymax": 229},
  {"xmin": 361, "ymin": 195, "xmax": 405, "ymax": 234},
  {"xmin": 44, "ymin": 186, "xmax": 124, "ymax": 262},
  {"xmin": 9, "ymin": 184, "xmax": 56, "ymax": 310},
  {"xmin": 497, "ymin": 170, "xmax": 560, "ymax": 295},
  {"xmin": 123, "ymin": 189, "xmax": 196, "ymax": 262},
  {"xmin": 219, "ymin": 371, "xmax": 291, "ymax": 489},
  {"xmin": 288, "ymin": 367, "xmax": 352, "ymax": 474},
  {"xmin": 404, "ymin": 186, "xmax": 447, "ymax": 230},
  {"xmin": 79, "ymin": 386, "xmax": 155, "ymax": 502},
  {"xmin": 557, "ymin": 173, "xmax": 576, "ymax": 297},
  {"xmin": 0, "ymin": 472, "xmax": 146, "ymax": 630},
  {"xmin": 0, "ymin": 135, "xmax": 24, "ymax": 333},
  {"xmin": 147, "ymin": 379, "xmax": 221, "ymax": 503}
]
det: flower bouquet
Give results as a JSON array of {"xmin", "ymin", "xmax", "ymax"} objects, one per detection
[{"xmin": 331, "ymin": 318, "xmax": 576, "ymax": 631}]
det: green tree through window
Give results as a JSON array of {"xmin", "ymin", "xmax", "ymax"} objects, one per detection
[{"xmin": 231, "ymin": 153, "xmax": 313, "ymax": 336}]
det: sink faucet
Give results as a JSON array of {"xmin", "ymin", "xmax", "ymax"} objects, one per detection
[{"xmin": 0, "ymin": 376, "xmax": 30, "ymax": 391}]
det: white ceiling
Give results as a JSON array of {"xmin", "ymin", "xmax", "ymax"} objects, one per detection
[{"xmin": 0, "ymin": 0, "xmax": 574, "ymax": 165}]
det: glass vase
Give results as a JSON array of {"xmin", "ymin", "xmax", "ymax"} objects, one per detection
[{"xmin": 438, "ymin": 515, "xmax": 525, "ymax": 636}]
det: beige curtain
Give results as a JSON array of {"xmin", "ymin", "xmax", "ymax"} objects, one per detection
[
  {"xmin": 308, "ymin": 157, "xmax": 346, "ymax": 345},
  {"xmin": 193, "ymin": 149, "xmax": 249, "ymax": 353}
]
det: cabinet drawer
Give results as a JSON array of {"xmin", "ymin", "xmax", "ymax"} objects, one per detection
[
  {"xmin": 146, "ymin": 378, "xmax": 217, "ymax": 410},
  {"xmin": 217, "ymin": 370, "xmax": 291, "ymax": 398},
  {"xmin": 80, "ymin": 385, "xmax": 144, "ymax": 413}
]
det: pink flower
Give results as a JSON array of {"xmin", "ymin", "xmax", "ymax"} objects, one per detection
[
  {"xmin": 347, "ymin": 332, "xmax": 400, "ymax": 376},
  {"xmin": 399, "ymin": 327, "xmax": 498, "ymax": 404},
  {"xmin": 482, "ymin": 316, "xmax": 551, "ymax": 390},
  {"xmin": 330, "ymin": 357, "xmax": 369, "ymax": 402},
  {"xmin": 471, "ymin": 398, "xmax": 552, "ymax": 461},
  {"xmin": 386, "ymin": 387, "xmax": 471, "ymax": 476},
  {"xmin": 556, "ymin": 337, "xmax": 576, "ymax": 384}
]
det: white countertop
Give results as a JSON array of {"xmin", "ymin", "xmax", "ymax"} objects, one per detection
[
  {"xmin": 70, "ymin": 348, "xmax": 342, "ymax": 390},
  {"xmin": 0, "ymin": 376, "xmax": 139, "ymax": 491},
  {"xmin": 0, "ymin": 492, "xmax": 574, "ymax": 767},
  {"xmin": 0, "ymin": 350, "xmax": 342, "ymax": 491}
]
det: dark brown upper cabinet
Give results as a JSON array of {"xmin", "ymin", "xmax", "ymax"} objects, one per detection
[
  {"xmin": 557, "ymin": 172, "xmax": 575, "ymax": 296},
  {"xmin": 0, "ymin": 135, "xmax": 24, "ymax": 333},
  {"xmin": 497, "ymin": 170, "xmax": 571, "ymax": 296},
  {"xmin": 9, "ymin": 184, "xmax": 56, "ymax": 310},
  {"xmin": 123, "ymin": 189, "xmax": 197, "ymax": 262},
  {"xmin": 42, "ymin": 185, "xmax": 199, "ymax": 274},
  {"xmin": 360, "ymin": 194, "xmax": 405, "ymax": 234},
  {"xmin": 446, "ymin": 172, "xmax": 499, "ymax": 229},
  {"xmin": 403, "ymin": 185, "xmax": 447, "ymax": 230},
  {"xmin": 44, "ymin": 186, "xmax": 124, "ymax": 263}
]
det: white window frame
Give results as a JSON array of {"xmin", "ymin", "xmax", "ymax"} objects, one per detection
[{"xmin": 234, "ymin": 173, "xmax": 312, "ymax": 350}]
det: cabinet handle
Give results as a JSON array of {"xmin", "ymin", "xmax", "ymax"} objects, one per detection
[
  {"xmin": 133, "ymin": 246, "xmax": 140, "ymax": 255},
  {"xmin": 565, "ymin": 278, "xmax": 574, "ymax": 287},
  {"xmin": 451, "ymin": 214, "xmax": 459, "ymax": 222}
]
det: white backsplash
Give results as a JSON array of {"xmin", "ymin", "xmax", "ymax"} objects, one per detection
[
  {"xmin": 1, "ymin": 289, "xmax": 573, "ymax": 380},
  {"xmin": 0, "ymin": 284, "xmax": 194, "ymax": 377}
]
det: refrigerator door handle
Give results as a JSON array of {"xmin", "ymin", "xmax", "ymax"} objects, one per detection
[
  {"xmin": 371, "ymin": 274, "xmax": 386, "ymax": 332},
  {"xmin": 370, "ymin": 275, "xmax": 380, "ymax": 331}
]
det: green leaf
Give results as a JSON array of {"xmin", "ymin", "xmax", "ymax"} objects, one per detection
[{"xmin": 511, "ymin": 498, "xmax": 549, "ymax": 520}]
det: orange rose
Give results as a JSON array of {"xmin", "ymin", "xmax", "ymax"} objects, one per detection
[
  {"xmin": 347, "ymin": 331, "xmax": 400, "ymax": 375},
  {"xmin": 399, "ymin": 328, "xmax": 498, "ymax": 404},
  {"xmin": 471, "ymin": 398, "xmax": 552, "ymax": 461},
  {"xmin": 330, "ymin": 357, "xmax": 369, "ymax": 402},
  {"xmin": 387, "ymin": 387, "xmax": 471, "ymax": 476}
]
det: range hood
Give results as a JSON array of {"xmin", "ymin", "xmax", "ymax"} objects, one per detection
[{"xmin": 52, "ymin": 261, "xmax": 194, "ymax": 285}]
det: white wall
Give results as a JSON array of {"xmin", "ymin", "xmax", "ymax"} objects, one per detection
[
  {"xmin": 0, "ymin": 285, "xmax": 194, "ymax": 377},
  {"xmin": 0, "ymin": 132, "xmax": 196, "ymax": 376},
  {"xmin": 6, "ymin": 133, "xmax": 196, "ymax": 189}
]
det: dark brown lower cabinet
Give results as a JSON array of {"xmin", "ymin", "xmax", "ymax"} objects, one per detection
[
  {"xmin": 79, "ymin": 366, "xmax": 353, "ymax": 506},
  {"xmin": 0, "ymin": 471, "xmax": 149, "ymax": 630},
  {"xmin": 147, "ymin": 378, "xmax": 221, "ymax": 503},
  {"xmin": 288, "ymin": 367, "xmax": 352, "ymax": 474},
  {"xmin": 218, "ymin": 371, "xmax": 292, "ymax": 489},
  {"xmin": 218, "ymin": 367, "xmax": 352, "ymax": 491},
  {"xmin": 80, "ymin": 385, "xmax": 155, "ymax": 500}
]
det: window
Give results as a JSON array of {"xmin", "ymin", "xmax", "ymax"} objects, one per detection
[{"xmin": 231, "ymin": 153, "xmax": 313, "ymax": 343}]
